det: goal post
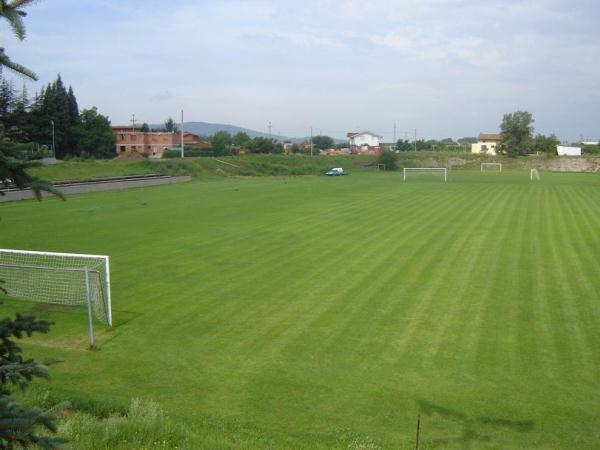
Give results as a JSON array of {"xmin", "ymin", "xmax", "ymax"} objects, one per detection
[
  {"xmin": 403, "ymin": 167, "xmax": 447, "ymax": 182},
  {"xmin": 530, "ymin": 168, "xmax": 540, "ymax": 181},
  {"xmin": 481, "ymin": 162, "xmax": 502, "ymax": 172},
  {"xmin": 0, "ymin": 249, "xmax": 112, "ymax": 333}
]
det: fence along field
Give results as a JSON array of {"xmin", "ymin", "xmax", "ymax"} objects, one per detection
[{"xmin": 1, "ymin": 170, "xmax": 600, "ymax": 448}]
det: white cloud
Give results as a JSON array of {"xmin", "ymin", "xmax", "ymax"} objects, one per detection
[{"xmin": 2, "ymin": 0, "xmax": 599, "ymax": 141}]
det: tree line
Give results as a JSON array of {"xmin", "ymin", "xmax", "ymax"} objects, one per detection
[{"xmin": 0, "ymin": 74, "xmax": 115, "ymax": 159}]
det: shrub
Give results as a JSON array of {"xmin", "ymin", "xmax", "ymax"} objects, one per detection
[{"xmin": 378, "ymin": 150, "xmax": 398, "ymax": 170}]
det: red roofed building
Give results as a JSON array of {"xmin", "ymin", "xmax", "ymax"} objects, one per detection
[{"xmin": 471, "ymin": 132, "xmax": 502, "ymax": 155}]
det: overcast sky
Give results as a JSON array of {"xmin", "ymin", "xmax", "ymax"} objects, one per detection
[{"xmin": 1, "ymin": 0, "xmax": 599, "ymax": 141}]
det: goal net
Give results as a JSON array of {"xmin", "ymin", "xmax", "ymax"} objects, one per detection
[
  {"xmin": 530, "ymin": 169, "xmax": 540, "ymax": 181},
  {"xmin": 0, "ymin": 249, "xmax": 112, "ymax": 327},
  {"xmin": 403, "ymin": 167, "xmax": 447, "ymax": 182},
  {"xmin": 481, "ymin": 162, "xmax": 502, "ymax": 172}
]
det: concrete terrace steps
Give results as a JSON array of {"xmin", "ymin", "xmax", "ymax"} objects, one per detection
[{"xmin": 0, "ymin": 174, "xmax": 191, "ymax": 202}]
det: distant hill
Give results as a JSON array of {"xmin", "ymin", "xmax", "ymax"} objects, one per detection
[{"xmin": 150, "ymin": 121, "xmax": 346, "ymax": 144}]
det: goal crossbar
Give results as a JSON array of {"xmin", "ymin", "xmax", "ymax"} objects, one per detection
[
  {"xmin": 481, "ymin": 162, "xmax": 502, "ymax": 172},
  {"xmin": 0, "ymin": 249, "xmax": 112, "ymax": 328},
  {"xmin": 403, "ymin": 167, "xmax": 447, "ymax": 182}
]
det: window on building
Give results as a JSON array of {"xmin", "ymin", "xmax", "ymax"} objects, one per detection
[{"xmin": 120, "ymin": 146, "xmax": 126, "ymax": 152}]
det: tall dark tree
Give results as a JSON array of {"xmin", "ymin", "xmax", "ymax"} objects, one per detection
[
  {"xmin": 140, "ymin": 122, "xmax": 149, "ymax": 132},
  {"xmin": 65, "ymin": 85, "xmax": 79, "ymax": 152},
  {"xmin": 25, "ymin": 74, "xmax": 77, "ymax": 157},
  {"xmin": 164, "ymin": 116, "xmax": 178, "ymax": 133},
  {"xmin": 0, "ymin": 77, "xmax": 14, "ymax": 118},
  {"xmin": 4, "ymin": 83, "xmax": 29, "ymax": 141}
]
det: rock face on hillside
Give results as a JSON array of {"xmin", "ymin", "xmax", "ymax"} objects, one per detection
[{"xmin": 545, "ymin": 157, "xmax": 600, "ymax": 172}]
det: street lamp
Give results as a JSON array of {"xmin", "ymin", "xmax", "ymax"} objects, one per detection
[{"xmin": 50, "ymin": 120, "xmax": 55, "ymax": 158}]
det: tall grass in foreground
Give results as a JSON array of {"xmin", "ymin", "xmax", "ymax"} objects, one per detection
[{"xmin": 59, "ymin": 398, "xmax": 190, "ymax": 449}]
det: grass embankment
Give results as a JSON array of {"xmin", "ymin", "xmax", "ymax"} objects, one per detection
[
  {"xmin": 29, "ymin": 155, "xmax": 377, "ymax": 181},
  {"xmin": 3, "ymin": 170, "xmax": 600, "ymax": 448},
  {"xmin": 29, "ymin": 153, "xmax": 600, "ymax": 183}
]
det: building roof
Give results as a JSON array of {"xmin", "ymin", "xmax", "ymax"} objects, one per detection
[
  {"xmin": 347, "ymin": 131, "xmax": 383, "ymax": 139},
  {"xmin": 112, "ymin": 125, "xmax": 142, "ymax": 131},
  {"xmin": 478, "ymin": 133, "xmax": 502, "ymax": 141}
]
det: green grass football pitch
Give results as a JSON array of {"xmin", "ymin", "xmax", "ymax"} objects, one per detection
[{"xmin": 2, "ymin": 170, "xmax": 600, "ymax": 448}]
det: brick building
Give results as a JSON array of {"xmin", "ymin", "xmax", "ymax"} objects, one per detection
[{"xmin": 112, "ymin": 127, "xmax": 210, "ymax": 158}]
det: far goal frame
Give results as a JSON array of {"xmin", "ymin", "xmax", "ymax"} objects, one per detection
[
  {"xmin": 481, "ymin": 162, "xmax": 502, "ymax": 172},
  {"xmin": 403, "ymin": 167, "xmax": 447, "ymax": 182}
]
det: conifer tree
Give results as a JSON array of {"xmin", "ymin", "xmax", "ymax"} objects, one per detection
[{"xmin": 0, "ymin": 295, "xmax": 66, "ymax": 448}]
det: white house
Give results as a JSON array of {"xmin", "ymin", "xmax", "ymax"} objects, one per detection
[
  {"xmin": 557, "ymin": 145, "xmax": 582, "ymax": 156},
  {"xmin": 471, "ymin": 133, "xmax": 502, "ymax": 155},
  {"xmin": 347, "ymin": 131, "xmax": 382, "ymax": 148}
]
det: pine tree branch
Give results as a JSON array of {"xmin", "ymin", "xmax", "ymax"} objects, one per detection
[{"xmin": 0, "ymin": 48, "xmax": 37, "ymax": 80}]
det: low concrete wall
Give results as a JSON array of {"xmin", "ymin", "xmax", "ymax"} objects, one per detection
[{"xmin": 0, "ymin": 176, "xmax": 191, "ymax": 202}]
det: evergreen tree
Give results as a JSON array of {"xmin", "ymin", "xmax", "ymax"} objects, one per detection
[
  {"xmin": 0, "ymin": 77, "xmax": 14, "ymax": 117},
  {"xmin": 164, "ymin": 117, "xmax": 178, "ymax": 133},
  {"xmin": 65, "ymin": 85, "xmax": 79, "ymax": 152},
  {"xmin": 0, "ymin": 297, "xmax": 65, "ymax": 448},
  {"xmin": 140, "ymin": 122, "xmax": 149, "ymax": 132},
  {"xmin": 5, "ymin": 83, "xmax": 30, "ymax": 141}
]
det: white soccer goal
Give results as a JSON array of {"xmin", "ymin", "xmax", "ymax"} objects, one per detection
[
  {"xmin": 403, "ymin": 167, "xmax": 447, "ymax": 182},
  {"xmin": 481, "ymin": 162, "xmax": 502, "ymax": 172},
  {"xmin": 530, "ymin": 169, "xmax": 540, "ymax": 181},
  {"xmin": 0, "ymin": 249, "xmax": 112, "ymax": 347},
  {"xmin": 377, "ymin": 164, "xmax": 386, "ymax": 171}
]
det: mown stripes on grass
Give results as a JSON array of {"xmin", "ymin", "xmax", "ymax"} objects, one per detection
[{"xmin": 2, "ymin": 171, "xmax": 600, "ymax": 449}]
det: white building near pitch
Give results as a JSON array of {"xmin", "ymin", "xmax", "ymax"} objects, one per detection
[
  {"xmin": 471, "ymin": 133, "xmax": 502, "ymax": 155},
  {"xmin": 556, "ymin": 145, "xmax": 582, "ymax": 156},
  {"xmin": 347, "ymin": 131, "xmax": 382, "ymax": 148}
]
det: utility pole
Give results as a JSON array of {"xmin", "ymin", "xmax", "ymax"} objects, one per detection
[
  {"xmin": 50, "ymin": 120, "xmax": 56, "ymax": 158},
  {"xmin": 50, "ymin": 120, "xmax": 55, "ymax": 158},
  {"xmin": 268, "ymin": 121, "xmax": 272, "ymax": 138},
  {"xmin": 393, "ymin": 123, "xmax": 397, "ymax": 143},
  {"xmin": 181, "ymin": 110, "xmax": 184, "ymax": 159},
  {"xmin": 310, "ymin": 127, "xmax": 313, "ymax": 156},
  {"xmin": 131, "ymin": 114, "xmax": 136, "ymax": 132},
  {"xmin": 414, "ymin": 128, "xmax": 417, "ymax": 152}
]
